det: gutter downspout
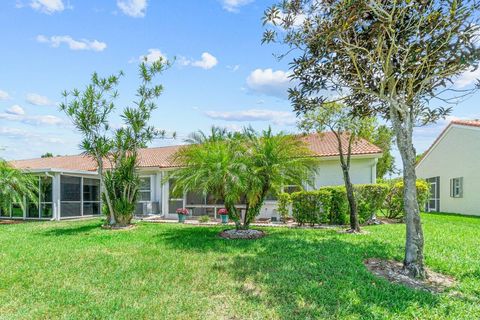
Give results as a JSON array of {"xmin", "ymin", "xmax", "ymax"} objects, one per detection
[{"xmin": 372, "ymin": 158, "xmax": 378, "ymax": 183}]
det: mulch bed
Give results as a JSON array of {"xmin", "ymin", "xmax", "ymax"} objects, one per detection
[
  {"xmin": 364, "ymin": 258, "xmax": 456, "ymax": 293},
  {"xmin": 219, "ymin": 229, "xmax": 266, "ymax": 239},
  {"xmin": 0, "ymin": 220, "xmax": 23, "ymax": 225}
]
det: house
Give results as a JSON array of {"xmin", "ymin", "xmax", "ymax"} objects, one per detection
[
  {"xmin": 416, "ymin": 120, "xmax": 480, "ymax": 216},
  {"xmin": 2, "ymin": 132, "xmax": 382, "ymax": 221}
]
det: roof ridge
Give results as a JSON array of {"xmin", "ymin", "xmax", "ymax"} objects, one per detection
[{"xmin": 11, "ymin": 153, "xmax": 90, "ymax": 162}]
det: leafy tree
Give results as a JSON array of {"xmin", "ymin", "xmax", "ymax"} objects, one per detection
[
  {"xmin": 263, "ymin": 0, "xmax": 480, "ymax": 278},
  {"xmin": 60, "ymin": 60, "xmax": 168, "ymax": 227},
  {"xmin": 0, "ymin": 160, "xmax": 38, "ymax": 215},
  {"xmin": 371, "ymin": 125, "xmax": 397, "ymax": 179},
  {"xmin": 170, "ymin": 127, "xmax": 317, "ymax": 230},
  {"xmin": 299, "ymin": 103, "xmax": 374, "ymax": 232},
  {"xmin": 41, "ymin": 152, "xmax": 54, "ymax": 158},
  {"xmin": 415, "ymin": 152, "xmax": 425, "ymax": 164}
]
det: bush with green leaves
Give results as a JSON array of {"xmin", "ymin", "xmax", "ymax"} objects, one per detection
[
  {"xmin": 384, "ymin": 180, "xmax": 429, "ymax": 219},
  {"xmin": 355, "ymin": 184, "xmax": 389, "ymax": 223},
  {"xmin": 199, "ymin": 215, "xmax": 210, "ymax": 223},
  {"xmin": 319, "ymin": 186, "xmax": 348, "ymax": 225},
  {"xmin": 291, "ymin": 190, "xmax": 332, "ymax": 226},
  {"xmin": 277, "ymin": 193, "xmax": 291, "ymax": 222},
  {"xmin": 0, "ymin": 160, "xmax": 38, "ymax": 215}
]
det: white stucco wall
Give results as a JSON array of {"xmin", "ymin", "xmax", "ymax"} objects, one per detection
[
  {"xmin": 312, "ymin": 157, "xmax": 377, "ymax": 188},
  {"xmin": 416, "ymin": 125, "xmax": 480, "ymax": 216},
  {"xmin": 257, "ymin": 156, "xmax": 378, "ymax": 219},
  {"xmin": 140, "ymin": 156, "xmax": 379, "ymax": 220}
]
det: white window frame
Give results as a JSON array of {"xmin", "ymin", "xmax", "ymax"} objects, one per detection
[
  {"xmin": 450, "ymin": 177, "xmax": 463, "ymax": 198},
  {"xmin": 138, "ymin": 176, "xmax": 153, "ymax": 203},
  {"xmin": 427, "ymin": 180, "xmax": 438, "ymax": 212},
  {"xmin": 82, "ymin": 177, "xmax": 101, "ymax": 216}
]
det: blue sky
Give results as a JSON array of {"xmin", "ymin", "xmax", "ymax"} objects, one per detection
[{"xmin": 0, "ymin": 0, "xmax": 479, "ymax": 170}]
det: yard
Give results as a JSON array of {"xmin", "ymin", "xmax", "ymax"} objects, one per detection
[{"xmin": 0, "ymin": 213, "xmax": 479, "ymax": 319}]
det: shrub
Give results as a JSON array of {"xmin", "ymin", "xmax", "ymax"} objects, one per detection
[
  {"xmin": 319, "ymin": 186, "xmax": 349, "ymax": 225},
  {"xmin": 383, "ymin": 180, "xmax": 430, "ymax": 219},
  {"xmin": 291, "ymin": 190, "xmax": 332, "ymax": 226},
  {"xmin": 199, "ymin": 215, "xmax": 210, "ymax": 223},
  {"xmin": 355, "ymin": 184, "xmax": 389, "ymax": 223},
  {"xmin": 277, "ymin": 193, "xmax": 291, "ymax": 222}
]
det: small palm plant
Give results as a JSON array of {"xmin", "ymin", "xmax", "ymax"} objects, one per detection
[
  {"xmin": 169, "ymin": 127, "xmax": 318, "ymax": 230},
  {"xmin": 0, "ymin": 160, "xmax": 38, "ymax": 216}
]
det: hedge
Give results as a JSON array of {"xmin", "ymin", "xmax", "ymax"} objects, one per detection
[
  {"xmin": 278, "ymin": 180, "xmax": 428, "ymax": 225},
  {"xmin": 319, "ymin": 186, "xmax": 349, "ymax": 225},
  {"xmin": 290, "ymin": 190, "xmax": 332, "ymax": 226},
  {"xmin": 277, "ymin": 193, "xmax": 291, "ymax": 222},
  {"xmin": 355, "ymin": 184, "xmax": 389, "ymax": 223},
  {"xmin": 383, "ymin": 180, "xmax": 429, "ymax": 219}
]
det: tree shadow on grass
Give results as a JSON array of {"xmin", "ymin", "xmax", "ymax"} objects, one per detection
[
  {"xmin": 42, "ymin": 222, "xmax": 102, "ymax": 236},
  {"xmin": 160, "ymin": 226, "xmax": 441, "ymax": 319},
  {"xmin": 154, "ymin": 225, "xmax": 260, "ymax": 254}
]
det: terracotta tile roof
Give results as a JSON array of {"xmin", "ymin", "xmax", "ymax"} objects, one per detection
[
  {"xmin": 299, "ymin": 132, "xmax": 382, "ymax": 157},
  {"xmin": 11, "ymin": 154, "xmax": 98, "ymax": 172},
  {"xmin": 451, "ymin": 119, "xmax": 480, "ymax": 128},
  {"xmin": 11, "ymin": 133, "xmax": 382, "ymax": 172}
]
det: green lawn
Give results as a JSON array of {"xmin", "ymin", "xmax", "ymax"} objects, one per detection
[{"xmin": 0, "ymin": 214, "xmax": 479, "ymax": 319}]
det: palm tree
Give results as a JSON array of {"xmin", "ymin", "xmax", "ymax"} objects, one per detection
[
  {"xmin": 169, "ymin": 127, "xmax": 318, "ymax": 230},
  {"xmin": 0, "ymin": 160, "xmax": 38, "ymax": 216},
  {"xmin": 242, "ymin": 128, "xmax": 318, "ymax": 228},
  {"xmin": 170, "ymin": 131, "xmax": 248, "ymax": 229}
]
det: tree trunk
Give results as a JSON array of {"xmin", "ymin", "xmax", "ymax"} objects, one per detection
[
  {"xmin": 342, "ymin": 166, "xmax": 360, "ymax": 232},
  {"xmin": 390, "ymin": 107, "xmax": 426, "ymax": 279},
  {"xmin": 98, "ymin": 160, "xmax": 116, "ymax": 226},
  {"xmin": 242, "ymin": 202, "xmax": 250, "ymax": 230},
  {"xmin": 334, "ymin": 131, "xmax": 360, "ymax": 232}
]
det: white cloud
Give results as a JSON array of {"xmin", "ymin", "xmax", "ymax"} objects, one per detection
[
  {"xmin": 6, "ymin": 105, "xmax": 25, "ymax": 115},
  {"xmin": 136, "ymin": 48, "xmax": 167, "ymax": 64},
  {"xmin": 454, "ymin": 67, "xmax": 480, "ymax": 88},
  {"xmin": 117, "ymin": 0, "xmax": 147, "ymax": 18},
  {"xmin": 29, "ymin": 0, "xmax": 64, "ymax": 14},
  {"xmin": 26, "ymin": 93, "xmax": 54, "ymax": 106},
  {"xmin": 227, "ymin": 64, "xmax": 240, "ymax": 72},
  {"xmin": 246, "ymin": 68, "xmax": 293, "ymax": 98},
  {"xmin": 0, "ymin": 90, "xmax": 10, "ymax": 100},
  {"xmin": 268, "ymin": 11, "xmax": 306, "ymax": 28},
  {"xmin": 181, "ymin": 52, "xmax": 218, "ymax": 70},
  {"xmin": 0, "ymin": 127, "xmax": 64, "ymax": 144},
  {"xmin": 221, "ymin": 0, "xmax": 253, "ymax": 12},
  {"xmin": 36, "ymin": 35, "xmax": 107, "ymax": 52},
  {"xmin": 0, "ymin": 108, "xmax": 65, "ymax": 126},
  {"xmin": 204, "ymin": 109, "xmax": 296, "ymax": 125}
]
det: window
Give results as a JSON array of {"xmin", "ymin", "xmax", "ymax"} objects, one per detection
[
  {"xmin": 11, "ymin": 203, "xmax": 23, "ymax": 217},
  {"xmin": 450, "ymin": 177, "xmax": 463, "ymax": 198},
  {"xmin": 168, "ymin": 179, "xmax": 183, "ymax": 213},
  {"xmin": 83, "ymin": 178, "xmax": 100, "ymax": 216},
  {"xmin": 265, "ymin": 190, "xmax": 278, "ymax": 201},
  {"xmin": 139, "ymin": 177, "xmax": 151, "ymax": 202},
  {"xmin": 60, "ymin": 175, "xmax": 101, "ymax": 217},
  {"xmin": 0, "ymin": 175, "xmax": 53, "ymax": 219},
  {"xmin": 283, "ymin": 185, "xmax": 302, "ymax": 194},
  {"xmin": 61, "ymin": 175, "xmax": 81, "ymax": 217},
  {"xmin": 40, "ymin": 176, "xmax": 53, "ymax": 218}
]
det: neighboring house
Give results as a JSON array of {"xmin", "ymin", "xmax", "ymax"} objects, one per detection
[
  {"xmin": 3, "ymin": 132, "xmax": 382, "ymax": 221},
  {"xmin": 416, "ymin": 120, "xmax": 480, "ymax": 216}
]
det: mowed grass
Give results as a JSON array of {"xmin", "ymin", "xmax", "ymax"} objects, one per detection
[{"xmin": 0, "ymin": 213, "xmax": 479, "ymax": 319}]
